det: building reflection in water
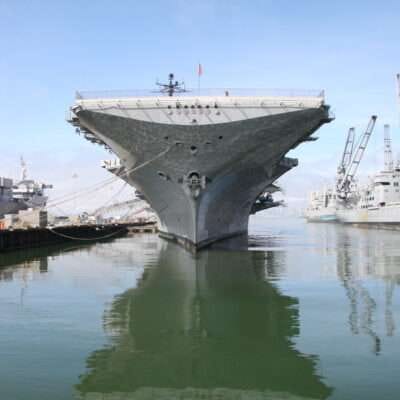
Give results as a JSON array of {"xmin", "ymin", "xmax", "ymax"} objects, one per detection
[
  {"xmin": 0, "ymin": 243, "xmax": 93, "ymax": 306},
  {"xmin": 0, "ymin": 248, "xmax": 49, "ymax": 281},
  {"xmin": 0, "ymin": 254, "xmax": 48, "ymax": 306},
  {"xmin": 76, "ymin": 241, "xmax": 332, "ymax": 400},
  {"xmin": 0, "ymin": 243, "xmax": 95, "ymax": 281}
]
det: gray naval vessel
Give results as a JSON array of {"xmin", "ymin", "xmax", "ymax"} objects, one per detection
[
  {"xmin": 0, "ymin": 158, "xmax": 52, "ymax": 218},
  {"xmin": 69, "ymin": 74, "xmax": 332, "ymax": 248}
]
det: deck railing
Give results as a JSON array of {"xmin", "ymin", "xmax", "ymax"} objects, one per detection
[{"xmin": 75, "ymin": 88, "xmax": 325, "ymax": 100}]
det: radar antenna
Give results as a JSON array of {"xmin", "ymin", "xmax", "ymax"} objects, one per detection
[
  {"xmin": 336, "ymin": 116, "xmax": 377, "ymax": 199},
  {"xmin": 155, "ymin": 73, "xmax": 187, "ymax": 97}
]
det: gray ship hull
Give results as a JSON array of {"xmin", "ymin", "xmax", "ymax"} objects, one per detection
[{"xmin": 71, "ymin": 95, "xmax": 331, "ymax": 248}]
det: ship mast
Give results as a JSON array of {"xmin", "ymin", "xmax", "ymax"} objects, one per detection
[
  {"xmin": 20, "ymin": 156, "xmax": 27, "ymax": 181},
  {"xmin": 384, "ymin": 124, "xmax": 393, "ymax": 172},
  {"xmin": 394, "ymin": 74, "xmax": 400, "ymax": 170}
]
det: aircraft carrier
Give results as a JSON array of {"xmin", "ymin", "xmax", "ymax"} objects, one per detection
[{"xmin": 69, "ymin": 75, "xmax": 332, "ymax": 248}]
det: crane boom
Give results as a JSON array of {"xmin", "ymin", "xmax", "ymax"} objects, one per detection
[
  {"xmin": 337, "ymin": 115, "xmax": 377, "ymax": 198},
  {"xmin": 338, "ymin": 127, "xmax": 356, "ymax": 174}
]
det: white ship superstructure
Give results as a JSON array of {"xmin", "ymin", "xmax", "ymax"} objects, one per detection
[
  {"xmin": 338, "ymin": 155, "xmax": 400, "ymax": 224},
  {"xmin": 306, "ymin": 187, "xmax": 339, "ymax": 222},
  {"xmin": 69, "ymin": 75, "xmax": 332, "ymax": 248}
]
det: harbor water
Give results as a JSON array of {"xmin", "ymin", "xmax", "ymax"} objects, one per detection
[{"xmin": 1, "ymin": 216, "xmax": 400, "ymax": 400}]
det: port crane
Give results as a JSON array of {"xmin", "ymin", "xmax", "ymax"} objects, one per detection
[{"xmin": 336, "ymin": 116, "xmax": 377, "ymax": 199}]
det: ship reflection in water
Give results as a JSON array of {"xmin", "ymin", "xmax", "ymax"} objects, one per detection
[
  {"xmin": 1, "ymin": 219, "xmax": 400, "ymax": 400},
  {"xmin": 77, "ymin": 243, "xmax": 331, "ymax": 400}
]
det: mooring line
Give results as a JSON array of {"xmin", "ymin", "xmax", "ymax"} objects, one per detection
[{"xmin": 47, "ymin": 227, "xmax": 126, "ymax": 241}]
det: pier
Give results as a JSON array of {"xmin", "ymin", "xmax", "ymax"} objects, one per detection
[{"xmin": 0, "ymin": 222, "xmax": 157, "ymax": 252}]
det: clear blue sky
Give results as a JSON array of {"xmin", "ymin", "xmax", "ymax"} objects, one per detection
[{"xmin": 1, "ymin": 0, "xmax": 399, "ymax": 210}]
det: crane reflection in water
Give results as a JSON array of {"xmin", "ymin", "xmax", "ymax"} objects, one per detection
[{"xmin": 333, "ymin": 225, "xmax": 399, "ymax": 355}]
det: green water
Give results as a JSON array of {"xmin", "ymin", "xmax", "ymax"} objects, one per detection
[{"xmin": 1, "ymin": 217, "xmax": 400, "ymax": 399}]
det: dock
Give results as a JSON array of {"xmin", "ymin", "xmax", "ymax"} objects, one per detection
[{"xmin": 0, "ymin": 222, "xmax": 158, "ymax": 252}]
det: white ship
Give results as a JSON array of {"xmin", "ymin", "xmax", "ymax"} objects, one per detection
[
  {"xmin": 305, "ymin": 119, "xmax": 400, "ymax": 225},
  {"xmin": 0, "ymin": 158, "xmax": 52, "ymax": 218},
  {"xmin": 69, "ymin": 74, "xmax": 332, "ymax": 248},
  {"xmin": 306, "ymin": 74, "xmax": 400, "ymax": 225}
]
